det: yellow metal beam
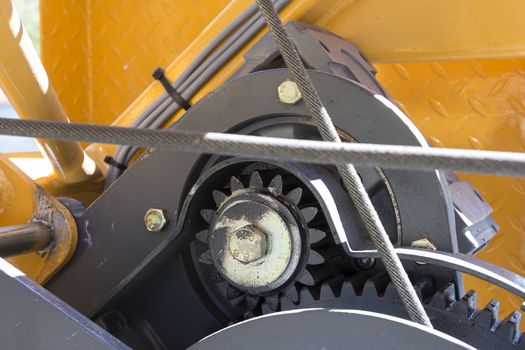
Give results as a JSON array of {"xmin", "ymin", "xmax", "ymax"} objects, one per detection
[
  {"xmin": 0, "ymin": 0, "xmax": 98, "ymax": 184},
  {"xmin": 0, "ymin": 154, "xmax": 77, "ymax": 283}
]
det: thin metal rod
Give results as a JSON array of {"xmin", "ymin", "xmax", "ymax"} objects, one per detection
[
  {"xmin": 0, "ymin": 0, "xmax": 98, "ymax": 184},
  {"xmin": 0, "ymin": 222, "xmax": 52, "ymax": 257}
]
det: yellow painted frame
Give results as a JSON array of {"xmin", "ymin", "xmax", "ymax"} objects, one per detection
[{"xmin": 1, "ymin": 0, "xmax": 524, "ymax": 321}]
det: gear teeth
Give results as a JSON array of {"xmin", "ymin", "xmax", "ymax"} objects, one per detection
[
  {"xmin": 245, "ymin": 295, "xmax": 262, "ymax": 310},
  {"xmin": 301, "ymin": 207, "xmax": 318, "ymax": 223},
  {"xmin": 200, "ymin": 209, "xmax": 215, "ymax": 224},
  {"xmin": 195, "ymin": 230, "xmax": 209, "ymax": 244},
  {"xmin": 473, "ymin": 299, "xmax": 500, "ymax": 330},
  {"xmin": 285, "ymin": 187, "xmax": 303, "ymax": 206},
  {"xmin": 486, "ymin": 299, "xmax": 501, "ymax": 331},
  {"xmin": 429, "ymin": 283, "xmax": 456, "ymax": 311},
  {"xmin": 243, "ymin": 311, "xmax": 257, "ymax": 320},
  {"xmin": 296, "ymin": 269, "xmax": 315, "ymax": 286},
  {"xmin": 381, "ymin": 276, "xmax": 426, "ymax": 302},
  {"xmin": 299, "ymin": 287, "xmax": 317, "ymax": 305},
  {"xmin": 260, "ymin": 303, "xmax": 273, "ymax": 314},
  {"xmin": 284, "ymin": 284, "xmax": 300, "ymax": 304},
  {"xmin": 264, "ymin": 294, "xmax": 280, "ymax": 312},
  {"xmin": 361, "ymin": 280, "xmax": 380, "ymax": 297},
  {"xmin": 496, "ymin": 311, "xmax": 522, "ymax": 344},
  {"xmin": 312, "ymin": 246, "xmax": 340, "ymax": 262},
  {"xmin": 339, "ymin": 274, "xmax": 368, "ymax": 297},
  {"xmin": 368, "ymin": 273, "xmax": 390, "ymax": 296},
  {"xmin": 348, "ymin": 273, "xmax": 369, "ymax": 296},
  {"xmin": 249, "ymin": 171, "xmax": 264, "ymax": 189},
  {"xmin": 307, "ymin": 250, "xmax": 325, "ymax": 265},
  {"xmin": 322, "ymin": 276, "xmax": 344, "ymax": 298},
  {"xmin": 382, "ymin": 282, "xmax": 398, "ymax": 299},
  {"xmin": 226, "ymin": 285, "xmax": 244, "ymax": 301},
  {"xmin": 304, "ymin": 264, "xmax": 339, "ymax": 285},
  {"xmin": 308, "ymin": 228, "xmax": 326, "ymax": 244},
  {"xmin": 268, "ymin": 175, "xmax": 283, "ymax": 194},
  {"xmin": 320, "ymin": 282, "xmax": 337, "ymax": 300},
  {"xmin": 209, "ymin": 270, "xmax": 225, "ymax": 283},
  {"xmin": 280, "ymin": 294, "xmax": 296, "ymax": 311},
  {"xmin": 360, "ymin": 273, "xmax": 390, "ymax": 298},
  {"xmin": 340, "ymin": 280, "xmax": 358, "ymax": 298},
  {"xmin": 272, "ymin": 271, "xmax": 525, "ymax": 348},
  {"xmin": 212, "ymin": 190, "xmax": 227, "ymax": 206},
  {"xmin": 198, "ymin": 250, "xmax": 214, "ymax": 265},
  {"xmin": 448, "ymin": 298, "xmax": 471, "ymax": 321},
  {"xmin": 462, "ymin": 290, "xmax": 478, "ymax": 319},
  {"xmin": 230, "ymin": 176, "xmax": 244, "ymax": 193},
  {"xmin": 413, "ymin": 278, "xmax": 435, "ymax": 303},
  {"xmin": 214, "ymin": 280, "xmax": 229, "ymax": 295}
]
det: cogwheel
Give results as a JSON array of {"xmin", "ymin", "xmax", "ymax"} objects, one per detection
[
  {"xmin": 191, "ymin": 166, "xmax": 344, "ymax": 317},
  {"xmin": 275, "ymin": 272, "xmax": 524, "ymax": 349}
]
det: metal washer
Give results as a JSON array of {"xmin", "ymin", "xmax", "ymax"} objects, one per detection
[{"xmin": 210, "ymin": 191, "xmax": 303, "ymax": 294}]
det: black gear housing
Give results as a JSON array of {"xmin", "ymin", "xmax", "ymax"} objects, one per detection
[{"xmin": 49, "ymin": 22, "xmax": 509, "ymax": 350}]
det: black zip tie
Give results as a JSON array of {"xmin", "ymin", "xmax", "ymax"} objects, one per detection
[
  {"xmin": 103, "ymin": 156, "xmax": 127, "ymax": 171},
  {"xmin": 152, "ymin": 67, "xmax": 192, "ymax": 111}
]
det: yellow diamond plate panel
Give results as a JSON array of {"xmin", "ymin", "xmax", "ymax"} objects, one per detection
[
  {"xmin": 376, "ymin": 59, "xmax": 525, "ymax": 321},
  {"xmin": 41, "ymin": 0, "xmax": 525, "ymax": 126},
  {"xmin": 40, "ymin": 0, "xmax": 230, "ymax": 124}
]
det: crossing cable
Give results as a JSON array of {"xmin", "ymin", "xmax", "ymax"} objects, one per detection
[{"xmin": 254, "ymin": 0, "xmax": 433, "ymax": 327}]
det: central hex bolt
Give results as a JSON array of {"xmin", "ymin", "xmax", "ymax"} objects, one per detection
[{"xmin": 228, "ymin": 226, "xmax": 268, "ymax": 264}]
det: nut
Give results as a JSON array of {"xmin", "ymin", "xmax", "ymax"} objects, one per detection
[
  {"xmin": 411, "ymin": 238, "xmax": 437, "ymax": 265},
  {"xmin": 228, "ymin": 226, "xmax": 268, "ymax": 264},
  {"xmin": 144, "ymin": 208, "xmax": 168, "ymax": 232},
  {"xmin": 410, "ymin": 238, "xmax": 437, "ymax": 250},
  {"xmin": 278, "ymin": 80, "xmax": 302, "ymax": 104},
  {"xmin": 355, "ymin": 257, "xmax": 376, "ymax": 270}
]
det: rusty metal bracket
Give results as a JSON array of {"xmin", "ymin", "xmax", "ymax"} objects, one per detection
[{"xmin": 0, "ymin": 154, "xmax": 77, "ymax": 284}]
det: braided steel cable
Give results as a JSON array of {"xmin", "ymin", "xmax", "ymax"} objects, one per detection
[
  {"xmin": 254, "ymin": 0, "xmax": 432, "ymax": 327},
  {"xmin": 1, "ymin": 118, "xmax": 525, "ymax": 176}
]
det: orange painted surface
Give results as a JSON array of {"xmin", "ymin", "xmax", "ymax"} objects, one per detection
[
  {"xmin": 40, "ymin": 0, "xmax": 230, "ymax": 124},
  {"xmin": 376, "ymin": 59, "xmax": 525, "ymax": 320}
]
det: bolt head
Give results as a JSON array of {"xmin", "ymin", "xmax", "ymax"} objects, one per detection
[
  {"xmin": 278, "ymin": 80, "xmax": 302, "ymax": 104},
  {"xmin": 228, "ymin": 226, "xmax": 268, "ymax": 264},
  {"xmin": 144, "ymin": 208, "xmax": 168, "ymax": 232}
]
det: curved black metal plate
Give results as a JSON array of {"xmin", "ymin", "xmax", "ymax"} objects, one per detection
[
  {"xmin": 190, "ymin": 309, "xmax": 472, "ymax": 350},
  {"xmin": 46, "ymin": 69, "xmax": 456, "ymax": 316}
]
